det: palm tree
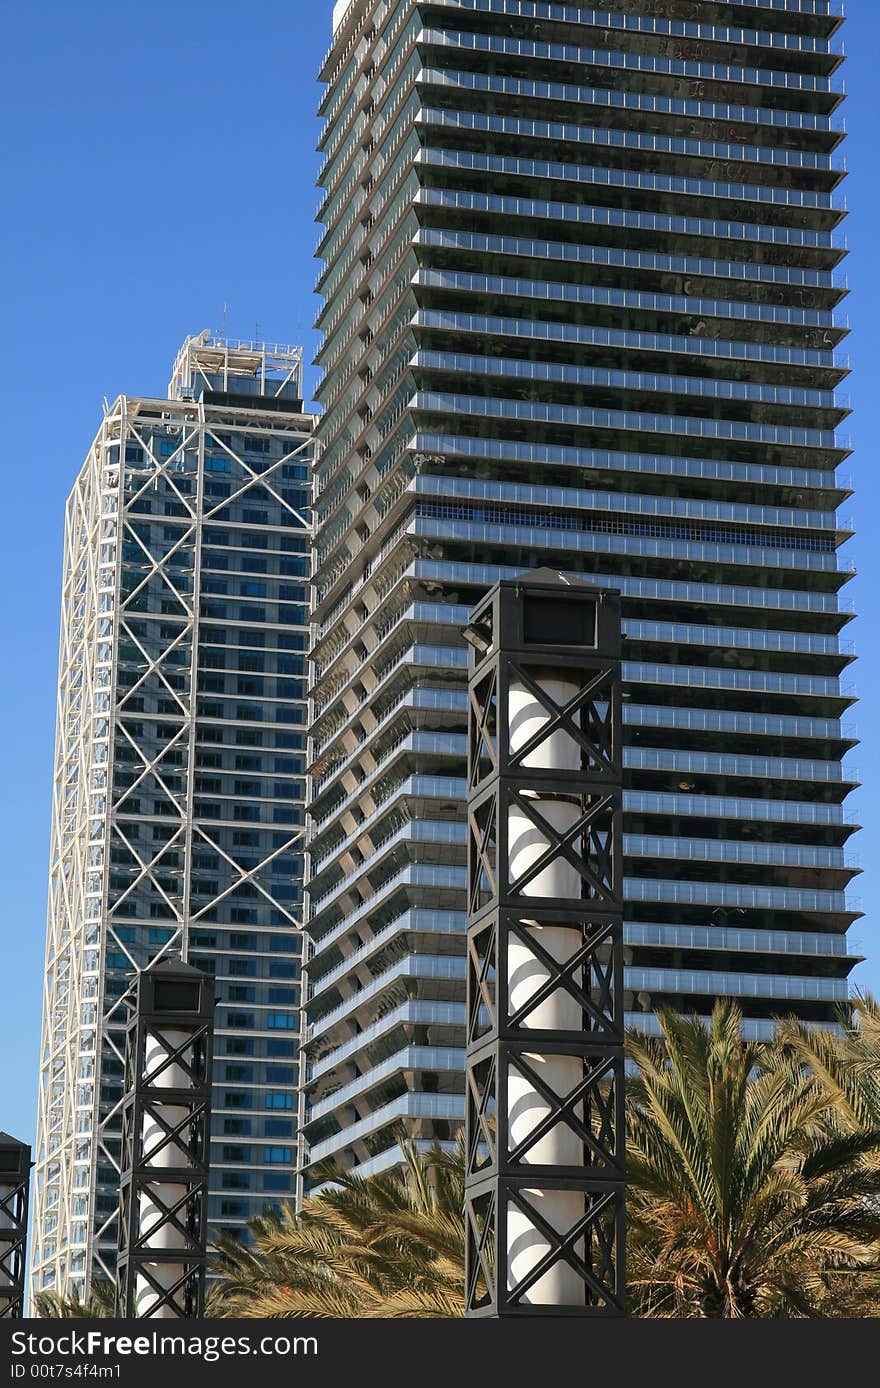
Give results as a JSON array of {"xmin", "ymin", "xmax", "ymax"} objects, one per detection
[
  {"xmin": 625, "ymin": 1000, "xmax": 880, "ymax": 1317},
  {"xmin": 34, "ymin": 1279, "xmax": 115, "ymax": 1318},
  {"xmin": 211, "ymin": 1135, "xmax": 466, "ymax": 1317},
  {"xmin": 209, "ymin": 1001, "xmax": 880, "ymax": 1318},
  {"xmin": 783, "ymin": 992, "xmax": 880, "ymax": 1138}
]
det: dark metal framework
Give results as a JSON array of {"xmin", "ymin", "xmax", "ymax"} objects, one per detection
[
  {"xmin": 464, "ymin": 572, "xmax": 626, "ymax": 1317},
  {"xmin": 0, "ymin": 1134, "xmax": 31, "ymax": 1319},
  {"xmin": 116, "ymin": 961, "xmax": 214, "ymax": 1318}
]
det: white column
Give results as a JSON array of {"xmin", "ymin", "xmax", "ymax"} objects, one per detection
[
  {"xmin": 135, "ymin": 1031, "xmax": 190, "ymax": 1318},
  {"xmin": 506, "ymin": 677, "xmax": 585, "ymax": 1306}
]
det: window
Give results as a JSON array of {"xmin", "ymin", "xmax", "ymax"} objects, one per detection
[
  {"xmin": 225, "ymin": 1065, "xmax": 254, "ymax": 1082},
  {"xmin": 263, "ymin": 1147, "xmax": 293, "ymax": 1164},
  {"xmin": 228, "ymin": 985, "xmax": 255, "ymax": 1003},
  {"xmin": 225, "ymin": 1038, "xmax": 254, "ymax": 1056},
  {"xmin": 223, "ymin": 1092, "xmax": 250, "ymax": 1109},
  {"xmin": 221, "ymin": 1172, "xmax": 251, "ymax": 1190},
  {"xmin": 263, "ymin": 1174, "xmax": 292, "ymax": 1192},
  {"xmin": 268, "ymin": 987, "xmax": 296, "ymax": 1005},
  {"xmin": 265, "ymin": 1066, "xmax": 295, "ymax": 1084},
  {"xmin": 267, "ymin": 1013, "xmax": 296, "ymax": 1030},
  {"xmin": 226, "ymin": 1012, "xmax": 253, "ymax": 1030},
  {"xmin": 266, "ymin": 1039, "xmax": 296, "ymax": 1057},
  {"xmin": 269, "ymin": 963, "xmax": 299, "ymax": 979},
  {"xmin": 222, "ymin": 1145, "xmax": 251, "ymax": 1163},
  {"xmin": 238, "ymin": 677, "xmax": 265, "ymax": 696},
  {"xmin": 272, "ymin": 883, "xmax": 300, "ymax": 902},
  {"xmin": 222, "ymin": 1118, "xmax": 252, "ymax": 1135},
  {"xmin": 263, "ymin": 1119, "xmax": 294, "ymax": 1137},
  {"xmin": 269, "ymin": 935, "xmax": 298, "ymax": 953},
  {"xmin": 265, "ymin": 1093, "xmax": 294, "ymax": 1110}
]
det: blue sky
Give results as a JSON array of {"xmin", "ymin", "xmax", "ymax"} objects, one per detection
[{"xmin": 2, "ymin": 0, "xmax": 878, "ymax": 1146}]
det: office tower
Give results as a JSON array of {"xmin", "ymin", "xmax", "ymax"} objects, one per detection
[
  {"xmin": 33, "ymin": 334, "xmax": 313, "ymax": 1302},
  {"xmin": 303, "ymin": 0, "xmax": 858, "ymax": 1181}
]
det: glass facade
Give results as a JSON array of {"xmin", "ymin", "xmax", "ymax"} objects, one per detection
[
  {"xmin": 303, "ymin": 0, "xmax": 859, "ymax": 1182},
  {"xmin": 32, "ymin": 336, "xmax": 313, "ymax": 1300}
]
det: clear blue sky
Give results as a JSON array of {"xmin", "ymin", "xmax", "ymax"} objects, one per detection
[{"xmin": 2, "ymin": 0, "xmax": 878, "ymax": 1147}]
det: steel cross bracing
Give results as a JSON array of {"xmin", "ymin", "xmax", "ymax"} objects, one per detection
[
  {"xmin": 464, "ymin": 575, "xmax": 626, "ymax": 1317},
  {"xmin": 33, "ymin": 375, "xmax": 313, "ymax": 1302}
]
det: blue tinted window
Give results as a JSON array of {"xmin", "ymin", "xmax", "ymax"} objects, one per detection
[
  {"xmin": 265, "ymin": 1092, "xmax": 294, "ymax": 1110},
  {"xmin": 263, "ymin": 1174, "xmax": 292, "ymax": 1192},
  {"xmin": 263, "ymin": 1147, "xmax": 293, "ymax": 1164},
  {"xmin": 264, "ymin": 1119, "xmax": 294, "ymax": 1137}
]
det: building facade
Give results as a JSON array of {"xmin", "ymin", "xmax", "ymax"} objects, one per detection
[
  {"xmin": 33, "ymin": 334, "xmax": 313, "ymax": 1301},
  {"xmin": 302, "ymin": 0, "xmax": 859, "ymax": 1180}
]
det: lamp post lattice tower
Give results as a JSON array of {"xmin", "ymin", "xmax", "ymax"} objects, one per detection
[{"xmin": 464, "ymin": 571, "xmax": 626, "ymax": 1317}]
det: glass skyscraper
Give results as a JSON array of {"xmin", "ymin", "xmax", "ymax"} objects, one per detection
[
  {"xmin": 32, "ymin": 334, "xmax": 313, "ymax": 1301},
  {"xmin": 302, "ymin": 0, "xmax": 859, "ymax": 1181}
]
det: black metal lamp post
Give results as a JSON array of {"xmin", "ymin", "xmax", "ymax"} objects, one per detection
[
  {"xmin": 0, "ymin": 1134, "xmax": 31, "ymax": 1319},
  {"xmin": 115, "ymin": 960, "xmax": 214, "ymax": 1318},
  {"xmin": 463, "ymin": 571, "xmax": 626, "ymax": 1317}
]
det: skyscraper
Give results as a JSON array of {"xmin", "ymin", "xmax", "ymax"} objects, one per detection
[
  {"xmin": 33, "ymin": 334, "xmax": 313, "ymax": 1301},
  {"xmin": 302, "ymin": 0, "xmax": 859, "ymax": 1180}
]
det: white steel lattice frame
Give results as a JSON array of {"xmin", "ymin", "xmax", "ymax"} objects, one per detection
[
  {"xmin": 168, "ymin": 332, "xmax": 305, "ymax": 404},
  {"xmin": 33, "ymin": 366, "xmax": 312, "ymax": 1301}
]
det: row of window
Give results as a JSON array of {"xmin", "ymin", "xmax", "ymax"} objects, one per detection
[
  {"xmin": 200, "ymin": 601, "xmax": 307, "ymax": 624},
  {"xmin": 221, "ymin": 1118, "xmax": 293, "ymax": 1137},
  {"xmin": 220, "ymin": 1145, "xmax": 294, "ymax": 1164},
  {"xmin": 416, "ymin": 502, "xmax": 835, "ymax": 552},
  {"xmin": 221, "ymin": 1091, "xmax": 295, "ymax": 1109},
  {"xmin": 224, "ymin": 1011, "xmax": 298, "ymax": 1030}
]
